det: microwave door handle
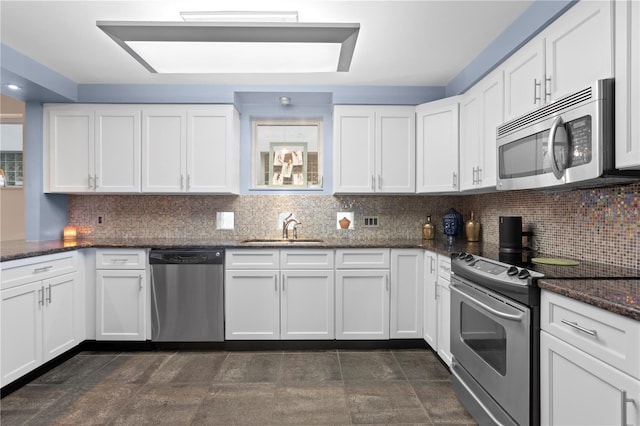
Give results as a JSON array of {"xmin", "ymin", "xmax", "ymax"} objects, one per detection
[{"xmin": 549, "ymin": 116, "xmax": 568, "ymax": 180}]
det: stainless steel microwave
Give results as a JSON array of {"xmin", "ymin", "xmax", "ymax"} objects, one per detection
[{"xmin": 496, "ymin": 79, "xmax": 639, "ymax": 190}]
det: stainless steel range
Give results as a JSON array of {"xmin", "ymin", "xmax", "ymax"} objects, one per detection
[
  {"xmin": 451, "ymin": 252, "xmax": 543, "ymax": 426},
  {"xmin": 450, "ymin": 250, "xmax": 640, "ymax": 425}
]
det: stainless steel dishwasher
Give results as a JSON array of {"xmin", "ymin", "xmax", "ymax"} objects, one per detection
[{"xmin": 149, "ymin": 250, "xmax": 224, "ymax": 342}]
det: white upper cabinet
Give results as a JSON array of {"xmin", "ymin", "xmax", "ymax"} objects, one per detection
[
  {"xmin": 416, "ymin": 97, "xmax": 460, "ymax": 193},
  {"xmin": 503, "ymin": 1, "xmax": 613, "ymax": 122},
  {"xmin": 46, "ymin": 104, "xmax": 238, "ymax": 194},
  {"xmin": 333, "ymin": 106, "xmax": 415, "ymax": 194},
  {"xmin": 615, "ymin": 0, "xmax": 640, "ymax": 169},
  {"xmin": 95, "ymin": 109, "xmax": 141, "ymax": 192},
  {"xmin": 46, "ymin": 106, "xmax": 141, "ymax": 193},
  {"xmin": 46, "ymin": 108, "xmax": 94, "ymax": 193},
  {"xmin": 460, "ymin": 69, "xmax": 503, "ymax": 191},
  {"xmin": 142, "ymin": 109, "xmax": 187, "ymax": 193}
]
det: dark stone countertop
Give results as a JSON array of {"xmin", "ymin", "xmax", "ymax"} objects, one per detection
[
  {"xmin": 3, "ymin": 237, "xmax": 638, "ymax": 321},
  {"xmin": 0, "ymin": 236, "xmax": 475, "ymax": 262},
  {"xmin": 538, "ymin": 279, "xmax": 640, "ymax": 322}
]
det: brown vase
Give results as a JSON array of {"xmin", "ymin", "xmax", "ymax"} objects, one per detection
[
  {"xmin": 465, "ymin": 212, "xmax": 480, "ymax": 242},
  {"xmin": 422, "ymin": 215, "xmax": 435, "ymax": 240}
]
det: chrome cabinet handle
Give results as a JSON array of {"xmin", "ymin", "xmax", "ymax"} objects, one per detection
[
  {"xmin": 378, "ymin": 174, "xmax": 382, "ymax": 190},
  {"xmin": 621, "ymin": 390, "xmax": 634, "ymax": 426},
  {"xmin": 110, "ymin": 259, "xmax": 129, "ymax": 264},
  {"xmin": 545, "ymin": 76, "xmax": 552, "ymax": 101},
  {"xmin": 452, "ymin": 172, "xmax": 457, "ymax": 189},
  {"xmin": 180, "ymin": 174, "xmax": 184, "ymax": 190},
  {"xmin": 371, "ymin": 175, "xmax": 375, "ymax": 191},
  {"xmin": 429, "ymin": 257, "xmax": 435, "ymax": 274},
  {"xmin": 275, "ymin": 275, "xmax": 278, "ymax": 292},
  {"xmin": 282, "ymin": 275, "xmax": 286, "ymax": 292},
  {"xmin": 534, "ymin": 79, "xmax": 541, "ymax": 104},
  {"xmin": 476, "ymin": 167, "xmax": 482, "ymax": 184},
  {"xmin": 47, "ymin": 284, "xmax": 52, "ymax": 303},
  {"xmin": 186, "ymin": 174, "xmax": 191, "ymax": 191},
  {"xmin": 94, "ymin": 175, "xmax": 99, "ymax": 189},
  {"xmin": 385, "ymin": 275, "xmax": 389, "ymax": 292},
  {"xmin": 33, "ymin": 265, "xmax": 53, "ymax": 274},
  {"xmin": 139, "ymin": 274, "xmax": 143, "ymax": 290},
  {"xmin": 560, "ymin": 319, "xmax": 597, "ymax": 336},
  {"xmin": 38, "ymin": 288, "xmax": 44, "ymax": 306},
  {"xmin": 473, "ymin": 167, "xmax": 478, "ymax": 185}
]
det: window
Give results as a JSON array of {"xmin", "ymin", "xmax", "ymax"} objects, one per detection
[
  {"xmin": 0, "ymin": 123, "xmax": 24, "ymax": 186},
  {"xmin": 251, "ymin": 119, "xmax": 323, "ymax": 189}
]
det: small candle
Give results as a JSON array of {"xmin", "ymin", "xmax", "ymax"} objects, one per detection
[{"xmin": 63, "ymin": 226, "xmax": 77, "ymax": 241}]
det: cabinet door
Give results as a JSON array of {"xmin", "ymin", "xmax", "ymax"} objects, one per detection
[
  {"xmin": 281, "ymin": 270, "xmax": 334, "ymax": 340},
  {"xmin": 541, "ymin": 331, "xmax": 640, "ymax": 426},
  {"xmin": 544, "ymin": 1, "xmax": 613, "ymax": 101},
  {"xmin": 142, "ymin": 110, "xmax": 186, "ymax": 192},
  {"xmin": 333, "ymin": 107, "xmax": 376, "ymax": 193},
  {"xmin": 0, "ymin": 282, "xmax": 43, "ymax": 387},
  {"xmin": 615, "ymin": 0, "xmax": 640, "ymax": 170},
  {"xmin": 437, "ymin": 281, "xmax": 452, "ymax": 367},
  {"xmin": 48, "ymin": 109, "xmax": 94, "ymax": 192},
  {"xmin": 390, "ymin": 249, "xmax": 423, "ymax": 339},
  {"xmin": 503, "ymin": 41, "xmax": 545, "ymax": 121},
  {"xmin": 42, "ymin": 273, "xmax": 77, "ymax": 361},
  {"xmin": 376, "ymin": 107, "xmax": 416, "ymax": 193},
  {"xmin": 96, "ymin": 270, "xmax": 146, "ymax": 340},
  {"xmin": 187, "ymin": 108, "xmax": 238, "ymax": 193},
  {"xmin": 459, "ymin": 91, "xmax": 480, "ymax": 191},
  {"xmin": 478, "ymin": 71, "xmax": 503, "ymax": 189},
  {"xmin": 225, "ymin": 270, "xmax": 280, "ymax": 340},
  {"xmin": 335, "ymin": 270, "xmax": 390, "ymax": 340},
  {"xmin": 95, "ymin": 109, "xmax": 141, "ymax": 193},
  {"xmin": 416, "ymin": 99, "xmax": 460, "ymax": 193},
  {"xmin": 423, "ymin": 251, "xmax": 438, "ymax": 349}
]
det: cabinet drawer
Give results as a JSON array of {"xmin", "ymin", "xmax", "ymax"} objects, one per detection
[
  {"xmin": 280, "ymin": 249, "xmax": 334, "ymax": 269},
  {"xmin": 226, "ymin": 249, "xmax": 279, "ymax": 269},
  {"xmin": 335, "ymin": 249, "xmax": 390, "ymax": 269},
  {"xmin": 96, "ymin": 249, "xmax": 147, "ymax": 270},
  {"xmin": 1, "ymin": 251, "xmax": 78, "ymax": 290},
  {"xmin": 437, "ymin": 255, "xmax": 451, "ymax": 281},
  {"xmin": 541, "ymin": 291, "xmax": 640, "ymax": 379}
]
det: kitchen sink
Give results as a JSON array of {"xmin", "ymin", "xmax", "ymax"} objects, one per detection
[{"xmin": 240, "ymin": 238, "xmax": 324, "ymax": 245}]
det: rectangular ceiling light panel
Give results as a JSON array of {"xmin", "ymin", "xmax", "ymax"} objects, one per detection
[
  {"xmin": 98, "ymin": 21, "xmax": 359, "ymax": 74},
  {"xmin": 126, "ymin": 41, "xmax": 341, "ymax": 73}
]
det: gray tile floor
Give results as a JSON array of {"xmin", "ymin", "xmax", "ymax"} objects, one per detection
[{"xmin": 1, "ymin": 349, "xmax": 477, "ymax": 425}]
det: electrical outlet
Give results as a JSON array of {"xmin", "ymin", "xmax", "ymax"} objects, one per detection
[
  {"xmin": 97, "ymin": 215, "xmax": 105, "ymax": 225},
  {"xmin": 363, "ymin": 216, "xmax": 379, "ymax": 227}
]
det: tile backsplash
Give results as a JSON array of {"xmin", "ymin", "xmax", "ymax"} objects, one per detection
[{"xmin": 68, "ymin": 181, "xmax": 639, "ymax": 269}]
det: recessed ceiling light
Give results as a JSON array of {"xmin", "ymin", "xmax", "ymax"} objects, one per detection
[
  {"xmin": 5, "ymin": 84, "xmax": 22, "ymax": 91},
  {"xmin": 97, "ymin": 20, "xmax": 359, "ymax": 74}
]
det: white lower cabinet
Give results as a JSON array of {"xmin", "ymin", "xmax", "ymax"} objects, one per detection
[
  {"xmin": 225, "ymin": 269, "xmax": 280, "ymax": 340},
  {"xmin": 423, "ymin": 250, "xmax": 438, "ymax": 348},
  {"xmin": 390, "ymin": 249, "xmax": 423, "ymax": 339},
  {"xmin": 436, "ymin": 255, "xmax": 452, "ymax": 367},
  {"xmin": 95, "ymin": 249, "xmax": 147, "ymax": 341},
  {"xmin": 541, "ymin": 291, "xmax": 640, "ymax": 425},
  {"xmin": 335, "ymin": 249, "xmax": 390, "ymax": 340},
  {"xmin": 1, "ymin": 251, "xmax": 80, "ymax": 387},
  {"xmin": 281, "ymin": 270, "xmax": 334, "ymax": 340},
  {"xmin": 225, "ymin": 249, "xmax": 334, "ymax": 340}
]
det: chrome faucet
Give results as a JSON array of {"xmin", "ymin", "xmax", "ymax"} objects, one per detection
[{"xmin": 282, "ymin": 213, "xmax": 302, "ymax": 240}]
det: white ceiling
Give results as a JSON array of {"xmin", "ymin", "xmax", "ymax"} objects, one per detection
[{"xmin": 0, "ymin": 0, "xmax": 533, "ymax": 87}]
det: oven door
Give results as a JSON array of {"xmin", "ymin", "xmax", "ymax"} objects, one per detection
[{"xmin": 450, "ymin": 276, "xmax": 531, "ymax": 426}]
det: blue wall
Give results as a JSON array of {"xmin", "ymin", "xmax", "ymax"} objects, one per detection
[{"xmin": 0, "ymin": 0, "xmax": 577, "ymax": 240}]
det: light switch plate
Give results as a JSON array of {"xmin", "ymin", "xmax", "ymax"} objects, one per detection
[{"xmin": 216, "ymin": 212, "xmax": 235, "ymax": 230}]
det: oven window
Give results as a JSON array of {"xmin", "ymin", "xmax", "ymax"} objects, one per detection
[{"xmin": 460, "ymin": 302, "xmax": 507, "ymax": 375}]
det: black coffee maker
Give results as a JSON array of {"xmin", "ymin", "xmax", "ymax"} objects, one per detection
[{"xmin": 499, "ymin": 216, "xmax": 533, "ymax": 253}]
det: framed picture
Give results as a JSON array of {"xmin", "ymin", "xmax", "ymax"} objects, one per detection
[{"xmin": 269, "ymin": 142, "xmax": 307, "ymax": 186}]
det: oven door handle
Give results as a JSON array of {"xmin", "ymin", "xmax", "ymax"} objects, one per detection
[
  {"xmin": 451, "ymin": 284, "xmax": 525, "ymax": 322},
  {"xmin": 548, "ymin": 115, "xmax": 568, "ymax": 180}
]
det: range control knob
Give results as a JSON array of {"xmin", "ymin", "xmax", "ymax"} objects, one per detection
[
  {"xmin": 458, "ymin": 252, "xmax": 467, "ymax": 259},
  {"xmin": 518, "ymin": 269, "xmax": 531, "ymax": 280},
  {"xmin": 464, "ymin": 254, "xmax": 474, "ymax": 262},
  {"xmin": 507, "ymin": 266, "xmax": 519, "ymax": 276}
]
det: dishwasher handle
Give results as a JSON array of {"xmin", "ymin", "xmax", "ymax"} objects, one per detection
[{"xmin": 149, "ymin": 250, "xmax": 224, "ymax": 265}]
